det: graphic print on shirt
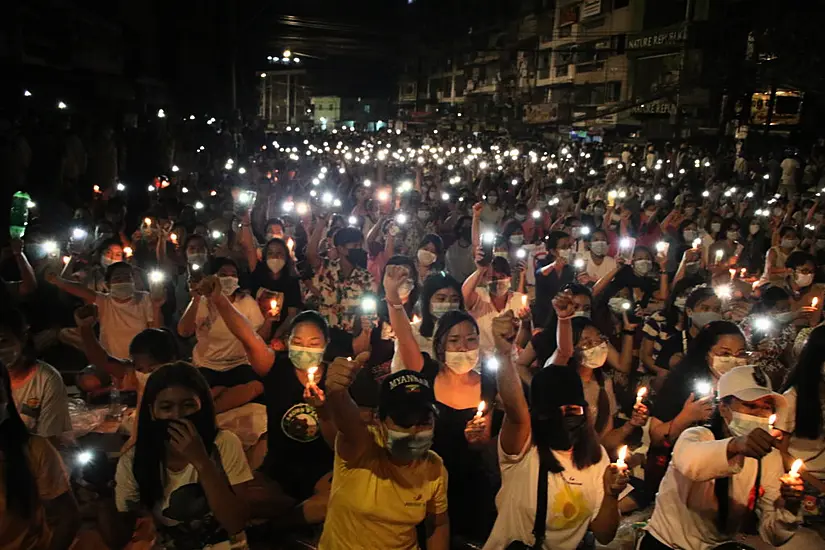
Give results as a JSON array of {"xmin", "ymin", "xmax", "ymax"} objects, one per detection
[
  {"xmin": 281, "ymin": 403, "xmax": 321, "ymax": 442},
  {"xmin": 158, "ymin": 482, "xmax": 230, "ymax": 549},
  {"xmin": 548, "ymin": 479, "xmax": 591, "ymax": 530},
  {"xmin": 19, "ymin": 397, "xmax": 41, "ymax": 429}
]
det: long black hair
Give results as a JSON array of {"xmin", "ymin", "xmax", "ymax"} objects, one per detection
[
  {"xmin": 0, "ymin": 308, "xmax": 36, "ymax": 368},
  {"xmin": 432, "ymin": 310, "xmax": 479, "ymax": 364},
  {"xmin": 569, "ymin": 318, "xmax": 610, "ymax": 434},
  {"xmin": 783, "ymin": 325, "xmax": 825, "ymax": 439},
  {"xmin": 662, "ymin": 276, "xmax": 705, "ymax": 329},
  {"xmin": 132, "ymin": 362, "xmax": 219, "ymax": 511},
  {"xmin": 709, "ymin": 398, "xmax": 734, "ymax": 533},
  {"xmin": 0, "ymin": 360, "xmax": 38, "ymax": 519},
  {"xmin": 419, "ymin": 271, "xmax": 464, "ymax": 338},
  {"xmin": 260, "ymin": 237, "xmax": 295, "ymax": 276}
]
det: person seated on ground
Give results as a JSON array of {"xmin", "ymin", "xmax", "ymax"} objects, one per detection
[
  {"xmin": 74, "ymin": 303, "xmax": 178, "ymax": 397},
  {"xmin": 204, "ymin": 274, "xmax": 335, "ymax": 527},
  {"xmin": 178, "ymin": 258, "xmax": 264, "ymax": 413},
  {"xmin": 0, "ymin": 359, "xmax": 80, "ymax": 550},
  {"xmin": 1, "ymin": 309, "xmax": 72, "ymax": 449},
  {"xmin": 109, "ymin": 362, "xmax": 253, "ymax": 550},
  {"xmin": 47, "ymin": 261, "xmax": 162, "ymax": 359},
  {"xmin": 320, "ymin": 363, "xmax": 449, "ymax": 550},
  {"xmin": 642, "ymin": 365, "xmax": 803, "ymax": 549}
]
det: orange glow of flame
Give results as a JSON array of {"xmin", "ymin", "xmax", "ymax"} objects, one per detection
[
  {"xmin": 170, "ymin": 233, "xmax": 178, "ymax": 243},
  {"xmin": 144, "ymin": 217, "xmax": 152, "ymax": 227},
  {"xmin": 287, "ymin": 238, "xmax": 294, "ymax": 251},
  {"xmin": 616, "ymin": 445, "xmax": 628, "ymax": 468},
  {"xmin": 521, "ymin": 295, "xmax": 527, "ymax": 307},
  {"xmin": 307, "ymin": 366, "xmax": 318, "ymax": 385},
  {"xmin": 813, "ymin": 297, "xmax": 819, "ymax": 308},
  {"xmin": 740, "ymin": 268, "xmax": 747, "ymax": 277},
  {"xmin": 62, "ymin": 256, "xmax": 70, "ymax": 265},
  {"xmin": 412, "ymin": 314, "xmax": 422, "ymax": 324},
  {"xmin": 270, "ymin": 299, "xmax": 278, "ymax": 312},
  {"xmin": 636, "ymin": 387, "xmax": 648, "ymax": 404},
  {"xmin": 729, "ymin": 268, "xmax": 737, "ymax": 280},
  {"xmin": 769, "ymin": 414, "xmax": 776, "ymax": 429},
  {"xmin": 93, "ymin": 185, "xmax": 101, "ymax": 193},
  {"xmin": 475, "ymin": 401, "xmax": 487, "ymax": 418},
  {"xmin": 124, "ymin": 247, "xmax": 133, "ymax": 257},
  {"xmin": 790, "ymin": 459, "xmax": 803, "ymax": 477}
]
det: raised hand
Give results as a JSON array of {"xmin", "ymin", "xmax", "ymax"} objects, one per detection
[
  {"xmin": 167, "ymin": 418, "xmax": 210, "ymax": 469},
  {"xmin": 74, "ymin": 304, "xmax": 99, "ymax": 328},
  {"xmin": 491, "ymin": 310, "xmax": 518, "ymax": 352}
]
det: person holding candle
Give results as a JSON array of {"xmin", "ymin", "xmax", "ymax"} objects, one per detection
[
  {"xmin": 763, "ymin": 225, "xmax": 800, "ymax": 286},
  {"xmin": 385, "ymin": 264, "xmax": 500, "ymax": 544},
  {"xmin": 198, "ymin": 280, "xmax": 335, "ymax": 526},
  {"xmin": 485, "ymin": 316, "xmax": 626, "ymax": 549},
  {"xmin": 706, "ymin": 218, "xmax": 741, "ymax": 271},
  {"xmin": 642, "ymin": 365, "xmax": 804, "ymax": 549},
  {"xmin": 654, "ymin": 286, "xmax": 722, "ymax": 371},
  {"xmin": 784, "ymin": 251, "xmax": 824, "ymax": 326}
]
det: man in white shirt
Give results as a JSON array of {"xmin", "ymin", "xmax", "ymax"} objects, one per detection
[{"xmin": 644, "ymin": 366, "xmax": 803, "ymax": 550}]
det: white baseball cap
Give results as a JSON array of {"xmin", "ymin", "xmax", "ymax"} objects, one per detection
[{"xmin": 717, "ymin": 365, "xmax": 786, "ymax": 413}]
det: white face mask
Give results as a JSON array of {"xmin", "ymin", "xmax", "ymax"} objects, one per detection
[
  {"xmin": 710, "ymin": 355, "xmax": 747, "ymax": 377},
  {"xmin": 509, "ymin": 235, "xmax": 524, "ymax": 246},
  {"xmin": 417, "ymin": 249, "xmax": 437, "ymax": 266},
  {"xmin": 444, "ymin": 349, "xmax": 479, "ymax": 374},
  {"xmin": 431, "ymin": 301, "xmax": 459, "ymax": 318},
  {"xmin": 633, "ymin": 259, "xmax": 653, "ymax": 276},
  {"xmin": 727, "ymin": 411, "xmax": 770, "ymax": 438},
  {"xmin": 487, "ymin": 196, "xmax": 498, "ymax": 205},
  {"xmin": 580, "ymin": 342, "xmax": 608, "ymax": 369},
  {"xmin": 109, "ymin": 282, "xmax": 135, "ymax": 300},
  {"xmin": 557, "ymin": 249, "xmax": 571, "ymax": 262},
  {"xmin": 590, "ymin": 241, "xmax": 608, "ymax": 256},
  {"xmin": 219, "ymin": 276, "xmax": 239, "ymax": 295},
  {"xmin": 188, "ymin": 252, "xmax": 208, "ymax": 267},
  {"xmin": 267, "ymin": 258, "xmax": 286, "ymax": 274},
  {"xmin": 795, "ymin": 272, "xmax": 814, "ymax": 287}
]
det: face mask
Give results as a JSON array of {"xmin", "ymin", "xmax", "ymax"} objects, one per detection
[
  {"xmin": 385, "ymin": 428, "xmax": 434, "ymax": 461},
  {"xmin": 573, "ymin": 310, "xmax": 591, "ymax": 319},
  {"xmin": 726, "ymin": 231, "xmax": 739, "ymax": 241},
  {"xmin": 593, "ymin": 207, "xmax": 605, "ymax": 217},
  {"xmin": 219, "ymin": 276, "xmax": 239, "ymax": 295},
  {"xmin": 267, "ymin": 258, "xmax": 286, "ymax": 274},
  {"xmin": 288, "ymin": 344, "xmax": 325, "ymax": 371},
  {"xmin": 0, "ymin": 343, "xmax": 22, "ymax": 368},
  {"xmin": 459, "ymin": 228, "xmax": 472, "ymax": 242},
  {"xmin": 346, "ymin": 248, "xmax": 368, "ymax": 269},
  {"xmin": 795, "ymin": 272, "xmax": 814, "ymax": 287},
  {"xmin": 417, "ymin": 249, "xmax": 437, "ymax": 266},
  {"xmin": 571, "ymin": 227, "xmax": 582, "ymax": 239},
  {"xmin": 781, "ymin": 238, "xmax": 799, "ymax": 250},
  {"xmin": 109, "ymin": 282, "xmax": 135, "ymax": 300},
  {"xmin": 590, "ymin": 241, "xmax": 608, "ymax": 256},
  {"xmin": 711, "ymin": 223, "xmax": 721, "ymax": 233},
  {"xmin": 418, "ymin": 211, "xmax": 430, "ymax": 221},
  {"xmin": 683, "ymin": 230, "xmax": 697, "ymax": 242},
  {"xmin": 557, "ymin": 249, "xmax": 571, "ymax": 262},
  {"xmin": 711, "ymin": 355, "xmax": 747, "ymax": 377},
  {"xmin": 444, "ymin": 349, "xmax": 479, "ymax": 374},
  {"xmin": 398, "ymin": 279, "xmax": 415, "ymax": 299},
  {"xmin": 431, "ymin": 301, "xmax": 459, "ymax": 319},
  {"xmin": 487, "ymin": 196, "xmax": 498, "ymax": 205},
  {"xmin": 515, "ymin": 214, "xmax": 527, "ymax": 222},
  {"xmin": 727, "ymin": 411, "xmax": 770, "ymax": 438},
  {"xmin": 749, "ymin": 224, "xmax": 760, "ymax": 235},
  {"xmin": 489, "ymin": 278, "xmax": 511, "ymax": 296},
  {"xmin": 537, "ymin": 413, "xmax": 587, "ymax": 451},
  {"xmin": 580, "ymin": 342, "xmax": 608, "ymax": 369},
  {"xmin": 674, "ymin": 296, "xmax": 687, "ymax": 310},
  {"xmin": 188, "ymin": 252, "xmax": 208, "ymax": 267},
  {"xmin": 690, "ymin": 310, "xmax": 722, "ymax": 329},
  {"xmin": 101, "ymin": 256, "xmax": 116, "ymax": 268},
  {"xmin": 509, "ymin": 235, "xmax": 524, "ymax": 246},
  {"xmin": 633, "ymin": 259, "xmax": 653, "ymax": 276}
]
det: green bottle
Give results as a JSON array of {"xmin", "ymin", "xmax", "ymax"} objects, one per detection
[{"xmin": 10, "ymin": 191, "xmax": 32, "ymax": 239}]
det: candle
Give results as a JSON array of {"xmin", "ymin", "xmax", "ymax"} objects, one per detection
[
  {"xmin": 813, "ymin": 297, "xmax": 819, "ymax": 308},
  {"xmin": 715, "ymin": 249, "xmax": 724, "ymax": 263},
  {"xmin": 307, "ymin": 366, "xmax": 318, "ymax": 387},
  {"xmin": 287, "ymin": 238, "xmax": 295, "ymax": 251},
  {"xmin": 740, "ymin": 268, "xmax": 747, "ymax": 278},
  {"xmin": 616, "ymin": 445, "xmax": 628, "ymax": 469},
  {"xmin": 789, "ymin": 458, "xmax": 803, "ymax": 478},
  {"xmin": 729, "ymin": 268, "xmax": 736, "ymax": 281},
  {"xmin": 692, "ymin": 238, "xmax": 702, "ymax": 248},
  {"xmin": 521, "ymin": 295, "xmax": 527, "ymax": 307},
  {"xmin": 170, "ymin": 233, "xmax": 178, "ymax": 244},
  {"xmin": 475, "ymin": 401, "xmax": 487, "ymax": 419},
  {"xmin": 144, "ymin": 217, "xmax": 152, "ymax": 227},
  {"xmin": 635, "ymin": 387, "xmax": 647, "ymax": 405},
  {"xmin": 124, "ymin": 246, "xmax": 133, "ymax": 258},
  {"xmin": 62, "ymin": 255, "xmax": 70, "ymax": 265},
  {"xmin": 412, "ymin": 314, "xmax": 422, "ymax": 324},
  {"xmin": 269, "ymin": 299, "xmax": 278, "ymax": 314},
  {"xmin": 769, "ymin": 414, "xmax": 776, "ymax": 431}
]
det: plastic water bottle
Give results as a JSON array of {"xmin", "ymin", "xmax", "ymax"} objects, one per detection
[
  {"xmin": 108, "ymin": 384, "xmax": 123, "ymax": 421},
  {"xmin": 10, "ymin": 191, "xmax": 31, "ymax": 239}
]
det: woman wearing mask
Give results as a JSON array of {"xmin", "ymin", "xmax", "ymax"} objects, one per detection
[
  {"xmin": 740, "ymin": 285, "xmax": 812, "ymax": 390},
  {"xmin": 784, "ymin": 251, "xmax": 824, "ymax": 324},
  {"xmin": 741, "ymin": 217, "xmax": 770, "ymax": 277},
  {"xmin": 707, "ymin": 218, "xmax": 741, "ymax": 270},
  {"xmin": 655, "ymin": 286, "xmax": 721, "ymax": 371},
  {"xmin": 385, "ymin": 266, "xmax": 500, "ymax": 545},
  {"xmin": 178, "ymin": 258, "xmax": 264, "ymax": 401},
  {"xmin": 206, "ymin": 278, "xmax": 336, "ymax": 526},
  {"xmin": 486, "ymin": 314, "xmax": 626, "ymax": 549},
  {"xmin": 463, "ymin": 255, "xmax": 528, "ymax": 354},
  {"xmin": 534, "ymin": 230, "xmax": 576, "ymax": 327},
  {"xmin": 644, "ymin": 365, "xmax": 803, "ymax": 549},
  {"xmin": 664, "ymin": 219, "xmax": 701, "ymax": 278},
  {"xmin": 480, "ymin": 189, "xmax": 505, "ymax": 231},
  {"xmin": 76, "ymin": 238, "xmax": 125, "ymax": 292},
  {"xmin": 701, "ymin": 214, "xmax": 724, "ymax": 258},
  {"xmin": 111, "ymin": 362, "xmax": 253, "ymax": 549},
  {"xmin": 0, "ymin": 360, "xmax": 80, "ymax": 550},
  {"xmin": 582, "ymin": 229, "xmax": 617, "ymax": 285},
  {"xmin": 445, "ymin": 215, "xmax": 475, "ymax": 283},
  {"xmin": 415, "ymin": 234, "xmax": 443, "ymax": 283},
  {"xmin": 245, "ymin": 237, "xmax": 303, "ymax": 346},
  {"xmin": 764, "ymin": 225, "xmax": 800, "ymax": 285},
  {"xmin": 47, "ymin": 262, "xmax": 162, "ymax": 360},
  {"xmin": 646, "ymin": 321, "xmax": 748, "ymax": 494}
]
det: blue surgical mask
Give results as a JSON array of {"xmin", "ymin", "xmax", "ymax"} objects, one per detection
[
  {"xmin": 288, "ymin": 345, "xmax": 324, "ymax": 371},
  {"xmin": 385, "ymin": 428, "xmax": 434, "ymax": 461}
]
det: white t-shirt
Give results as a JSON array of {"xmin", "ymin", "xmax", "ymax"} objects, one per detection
[
  {"xmin": 584, "ymin": 251, "xmax": 617, "ymax": 281},
  {"xmin": 777, "ymin": 387, "xmax": 825, "ymax": 480},
  {"xmin": 193, "ymin": 294, "xmax": 265, "ymax": 371},
  {"xmin": 469, "ymin": 288, "xmax": 527, "ymax": 354},
  {"xmin": 484, "ymin": 439, "xmax": 610, "ymax": 550},
  {"xmin": 646, "ymin": 426, "xmax": 801, "ymax": 550},
  {"xmin": 390, "ymin": 319, "xmax": 434, "ymax": 373},
  {"xmin": 97, "ymin": 291, "xmax": 155, "ymax": 359},
  {"xmin": 11, "ymin": 361, "xmax": 72, "ymax": 439},
  {"xmin": 780, "ymin": 158, "xmax": 799, "ymax": 186},
  {"xmin": 480, "ymin": 204, "xmax": 504, "ymax": 231},
  {"xmin": 115, "ymin": 429, "xmax": 254, "ymax": 550}
]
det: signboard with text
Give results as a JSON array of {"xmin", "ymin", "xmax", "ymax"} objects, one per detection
[
  {"xmin": 581, "ymin": 0, "xmax": 602, "ymax": 19},
  {"xmin": 626, "ymin": 25, "xmax": 687, "ymax": 51}
]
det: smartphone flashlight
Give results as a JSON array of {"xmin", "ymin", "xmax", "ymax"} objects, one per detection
[
  {"xmin": 396, "ymin": 213, "xmax": 408, "ymax": 226},
  {"xmin": 195, "ymin": 201, "xmax": 204, "ymax": 210},
  {"xmin": 211, "ymin": 230, "xmax": 223, "ymax": 240},
  {"xmin": 76, "ymin": 450, "xmax": 93, "ymax": 466},
  {"xmin": 149, "ymin": 270, "xmax": 165, "ymax": 284},
  {"xmin": 516, "ymin": 249, "xmax": 527, "ymax": 260},
  {"xmin": 361, "ymin": 296, "xmax": 377, "ymax": 314},
  {"xmin": 656, "ymin": 241, "xmax": 667, "ymax": 253},
  {"xmin": 754, "ymin": 317, "xmax": 773, "ymax": 332},
  {"xmin": 42, "ymin": 241, "xmax": 58, "ymax": 255},
  {"xmin": 482, "ymin": 232, "xmax": 495, "ymax": 244},
  {"xmin": 620, "ymin": 237, "xmax": 632, "ymax": 249},
  {"xmin": 694, "ymin": 380, "xmax": 713, "ymax": 397}
]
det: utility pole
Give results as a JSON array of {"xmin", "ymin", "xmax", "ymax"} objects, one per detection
[
  {"xmin": 286, "ymin": 73, "xmax": 291, "ymax": 125},
  {"xmin": 673, "ymin": 0, "xmax": 693, "ymax": 141}
]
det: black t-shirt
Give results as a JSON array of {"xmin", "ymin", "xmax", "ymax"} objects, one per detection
[
  {"xmin": 261, "ymin": 351, "xmax": 333, "ymax": 500},
  {"xmin": 249, "ymin": 264, "xmax": 303, "ymax": 337},
  {"xmin": 534, "ymin": 264, "xmax": 575, "ymax": 327},
  {"xmin": 655, "ymin": 330, "xmax": 691, "ymax": 371}
]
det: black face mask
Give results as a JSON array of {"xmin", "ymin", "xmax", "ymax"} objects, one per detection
[
  {"xmin": 155, "ymin": 410, "xmax": 213, "ymax": 443},
  {"xmin": 459, "ymin": 228, "xmax": 472, "ymax": 241},
  {"xmin": 532, "ymin": 411, "xmax": 587, "ymax": 450},
  {"xmin": 346, "ymin": 249, "xmax": 368, "ymax": 269}
]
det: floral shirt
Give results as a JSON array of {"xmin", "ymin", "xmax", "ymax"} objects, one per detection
[
  {"xmin": 311, "ymin": 258, "xmax": 375, "ymax": 331},
  {"xmin": 739, "ymin": 314, "xmax": 798, "ymax": 390}
]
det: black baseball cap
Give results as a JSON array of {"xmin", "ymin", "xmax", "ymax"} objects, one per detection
[{"xmin": 379, "ymin": 370, "xmax": 438, "ymax": 427}]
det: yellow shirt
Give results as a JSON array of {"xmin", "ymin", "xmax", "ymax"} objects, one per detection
[{"xmin": 319, "ymin": 431, "xmax": 448, "ymax": 550}]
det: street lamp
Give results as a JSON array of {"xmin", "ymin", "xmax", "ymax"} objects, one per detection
[
  {"xmin": 283, "ymin": 49, "xmax": 292, "ymax": 58},
  {"xmin": 157, "ymin": 108, "xmax": 166, "ymax": 118},
  {"xmin": 24, "ymin": 90, "xmax": 32, "ymax": 97},
  {"xmin": 57, "ymin": 101, "xmax": 68, "ymax": 110},
  {"xmin": 293, "ymin": 57, "xmax": 300, "ymax": 63},
  {"xmin": 260, "ymin": 73, "xmax": 267, "ymax": 78}
]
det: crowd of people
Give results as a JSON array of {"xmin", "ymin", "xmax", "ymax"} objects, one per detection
[{"xmin": 3, "ymin": 120, "xmax": 825, "ymax": 550}]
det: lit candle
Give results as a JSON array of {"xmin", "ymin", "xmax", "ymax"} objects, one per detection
[
  {"xmin": 287, "ymin": 238, "xmax": 295, "ymax": 251},
  {"xmin": 740, "ymin": 268, "xmax": 747, "ymax": 278},
  {"xmin": 170, "ymin": 233, "xmax": 178, "ymax": 244},
  {"xmin": 521, "ymin": 295, "xmax": 527, "ymax": 307},
  {"xmin": 475, "ymin": 401, "xmax": 487, "ymax": 419},
  {"xmin": 769, "ymin": 414, "xmax": 776, "ymax": 431},
  {"xmin": 715, "ymin": 249, "xmax": 724, "ymax": 263},
  {"xmin": 124, "ymin": 247, "xmax": 133, "ymax": 258},
  {"xmin": 412, "ymin": 315, "xmax": 422, "ymax": 324},
  {"xmin": 635, "ymin": 387, "xmax": 647, "ymax": 405},
  {"xmin": 307, "ymin": 366, "xmax": 318, "ymax": 387},
  {"xmin": 62, "ymin": 255, "xmax": 70, "ymax": 265},
  {"xmin": 616, "ymin": 445, "xmax": 628, "ymax": 469},
  {"xmin": 270, "ymin": 299, "xmax": 278, "ymax": 315},
  {"xmin": 729, "ymin": 268, "xmax": 736, "ymax": 281},
  {"xmin": 93, "ymin": 185, "xmax": 101, "ymax": 193},
  {"xmin": 692, "ymin": 238, "xmax": 702, "ymax": 248},
  {"xmin": 813, "ymin": 297, "xmax": 819, "ymax": 308},
  {"xmin": 144, "ymin": 217, "xmax": 152, "ymax": 227},
  {"xmin": 789, "ymin": 458, "xmax": 803, "ymax": 479}
]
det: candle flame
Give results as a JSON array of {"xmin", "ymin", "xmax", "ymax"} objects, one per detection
[
  {"xmin": 729, "ymin": 268, "xmax": 737, "ymax": 279},
  {"xmin": 813, "ymin": 297, "xmax": 819, "ymax": 308},
  {"xmin": 307, "ymin": 366, "xmax": 318, "ymax": 384},
  {"xmin": 287, "ymin": 238, "xmax": 294, "ymax": 251},
  {"xmin": 617, "ymin": 445, "xmax": 628, "ymax": 468},
  {"xmin": 62, "ymin": 256, "xmax": 70, "ymax": 265},
  {"xmin": 790, "ymin": 458, "xmax": 803, "ymax": 477},
  {"xmin": 740, "ymin": 268, "xmax": 747, "ymax": 277},
  {"xmin": 270, "ymin": 299, "xmax": 278, "ymax": 311},
  {"xmin": 124, "ymin": 247, "xmax": 133, "ymax": 257},
  {"xmin": 412, "ymin": 315, "xmax": 422, "ymax": 324},
  {"xmin": 475, "ymin": 401, "xmax": 487, "ymax": 418},
  {"xmin": 769, "ymin": 414, "xmax": 776, "ymax": 427},
  {"xmin": 636, "ymin": 387, "xmax": 648, "ymax": 401},
  {"xmin": 521, "ymin": 295, "xmax": 527, "ymax": 307},
  {"xmin": 144, "ymin": 217, "xmax": 152, "ymax": 226}
]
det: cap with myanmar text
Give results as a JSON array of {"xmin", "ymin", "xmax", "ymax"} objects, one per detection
[{"xmin": 379, "ymin": 370, "xmax": 438, "ymax": 426}]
